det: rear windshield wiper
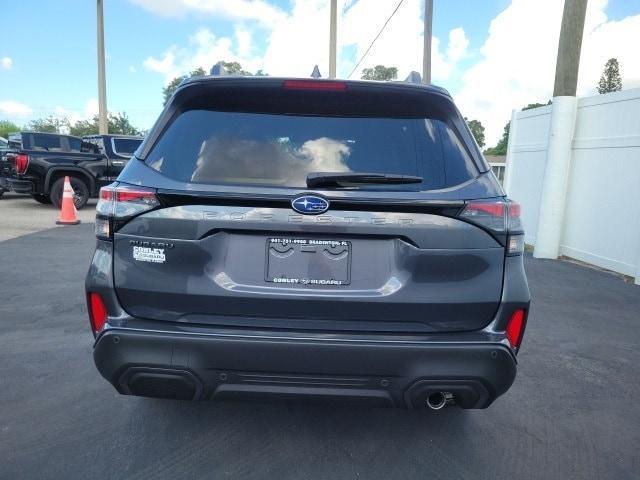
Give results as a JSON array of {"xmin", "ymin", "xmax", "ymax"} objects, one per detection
[{"xmin": 306, "ymin": 172, "xmax": 423, "ymax": 189}]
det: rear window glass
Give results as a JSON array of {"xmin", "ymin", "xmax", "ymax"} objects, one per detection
[
  {"xmin": 32, "ymin": 134, "xmax": 63, "ymax": 151},
  {"xmin": 113, "ymin": 138, "xmax": 142, "ymax": 156},
  {"xmin": 145, "ymin": 110, "xmax": 477, "ymax": 190},
  {"xmin": 68, "ymin": 137, "xmax": 82, "ymax": 152}
]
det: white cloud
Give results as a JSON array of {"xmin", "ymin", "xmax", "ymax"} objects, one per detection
[
  {"xmin": 0, "ymin": 100, "xmax": 31, "ymax": 117},
  {"xmin": 340, "ymin": 0, "xmax": 468, "ymax": 81},
  {"xmin": 235, "ymin": 25, "xmax": 252, "ymax": 58},
  {"xmin": 144, "ymin": 48, "xmax": 179, "ymax": 80},
  {"xmin": 49, "ymin": 99, "xmax": 99, "ymax": 129},
  {"xmin": 446, "ymin": 28, "xmax": 469, "ymax": 64},
  {"xmin": 260, "ymin": 0, "xmax": 331, "ymax": 77},
  {"xmin": 129, "ymin": 0, "xmax": 285, "ymax": 26},
  {"xmin": 454, "ymin": 0, "xmax": 640, "ymax": 145},
  {"xmin": 49, "ymin": 99, "xmax": 96, "ymax": 135},
  {"xmin": 143, "ymin": 28, "xmax": 247, "ymax": 82},
  {"xmin": 1, "ymin": 57, "xmax": 12, "ymax": 70},
  {"xmin": 137, "ymin": 0, "xmax": 640, "ymax": 147},
  {"xmin": 578, "ymin": 12, "xmax": 640, "ymax": 93},
  {"xmin": 84, "ymin": 98, "xmax": 99, "ymax": 118},
  {"xmin": 0, "ymin": 97, "xmax": 104, "ymax": 131},
  {"xmin": 142, "ymin": 0, "xmax": 468, "ymax": 82}
]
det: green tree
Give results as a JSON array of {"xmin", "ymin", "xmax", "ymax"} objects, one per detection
[
  {"xmin": 69, "ymin": 112, "xmax": 141, "ymax": 136},
  {"xmin": 522, "ymin": 100, "xmax": 552, "ymax": 110},
  {"xmin": 162, "ymin": 63, "xmax": 266, "ymax": 106},
  {"xmin": 361, "ymin": 65, "xmax": 398, "ymax": 81},
  {"xmin": 0, "ymin": 120, "xmax": 20, "ymax": 139},
  {"xmin": 107, "ymin": 112, "xmax": 141, "ymax": 135},
  {"xmin": 465, "ymin": 118, "xmax": 485, "ymax": 148},
  {"xmin": 162, "ymin": 67, "xmax": 207, "ymax": 106},
  {"xmin": 484, "ymin": 100, "xmax": 552, "ymax": 155},
  {"xmin": 68, "ymin": 117, "xmax": 97, "ymax": 136},
  {"xmin": 484, "ymin": 122, "xmax": 510, "ymax": 156},
  {"xmin": 25, "ymin": 116, "xmax": 70, "ymax": 133},
  {"xmin": 597, "ymin": 58, "xmax": 622, "ymax": 94},
  {"xmin": 220, "ymin": 61, "xmax": 251, "ymax": 75}
]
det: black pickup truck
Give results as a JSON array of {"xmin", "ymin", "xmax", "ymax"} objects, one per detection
[
  {"xmin": 0, "ymin": 137, "xmax": 9, "ymax": 197},
  {"xmin": 1, "ymin": 132, "xmax": 142, "ymax": 208}
]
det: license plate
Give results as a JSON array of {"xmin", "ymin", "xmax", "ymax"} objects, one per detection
[{"xmin": 265, "ymin": 237, "xmax": 351, "ymax": 286}]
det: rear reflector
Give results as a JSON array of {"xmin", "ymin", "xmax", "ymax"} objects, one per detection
[
  {"xmin": 282, "ymin": 80, "xmax": 347, "ymax": 91},
  {"xmin": 88, "ymin": 292, "xmax": 108, "ymax": 333},
  {"xmin": 506, "ymin": 309, "xmax": 526, "ymax": 350},
  {"xmin": 15, "ymin": 154, "xmax": 29, "ymax": 174}
]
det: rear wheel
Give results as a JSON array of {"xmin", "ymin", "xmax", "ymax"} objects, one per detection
[
  {"xmin": 50, "ymin": 176, "xmax": 90, "ymax": 210},
  {"xmin": 31, "ymin": 194, "xmax": 52, "ymax": 205}
]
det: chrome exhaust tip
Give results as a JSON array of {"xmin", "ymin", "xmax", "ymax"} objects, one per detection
[{"xmin": 426, "ymin": 391, "xmax": 447, "ymax": 410}]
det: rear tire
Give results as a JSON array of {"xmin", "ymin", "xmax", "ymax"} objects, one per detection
[
  {"xmin": 31, "ymin": 194, "xmax": 52, "ymax": 205},
  {"xmin": 50, "ymin": 176, "xmax": 90, "ymax": 210}
]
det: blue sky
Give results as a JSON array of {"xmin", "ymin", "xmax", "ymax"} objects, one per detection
[{"xmin": 1, "ymin": 0, "xmax": 639, "ymax": 144}]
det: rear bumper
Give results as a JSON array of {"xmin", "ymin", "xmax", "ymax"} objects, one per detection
[
  {"xmin": 6, "ymin": 178, "xmax": 33, "ymax": 193},
  {"xmin": 93, "ymin": 327, "xmax": 517, "ymax": 408}
]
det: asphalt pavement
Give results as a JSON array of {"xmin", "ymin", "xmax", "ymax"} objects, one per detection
[
  {"xmin": 0, "ymin": 196, "xmax": 638, "ymax": 479},
  {"xmin": 0, "ymin": 193, "xmax": 97, "ymax": 241}
]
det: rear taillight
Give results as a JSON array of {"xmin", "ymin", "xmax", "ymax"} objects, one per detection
[
  {"xmin": 459, "ymin": 200, "xmax": 524, "ymax": 255},
  {"xmin": 15, "ymin": 154, "xmax": 29, "ymax": 174},
  {"xmin": 95, "ymin": 183, "xmax": 159, "ymax": 240},
  {"xmin": 88, "ymin": 292, "xmax": 108, "ymax": 333},
  {"xmin": 282, "ymin": 80, "xmax": 347, "ymax": 91},
  {"xmin": 506, "ymin": 309, "xmax": 527, "ymax": 350}
]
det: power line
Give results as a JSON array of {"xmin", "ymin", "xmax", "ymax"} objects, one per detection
[{"xmin": 347, "ymin": 0, "xmax": 405, "ymax": 79}]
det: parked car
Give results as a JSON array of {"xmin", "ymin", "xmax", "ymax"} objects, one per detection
[
  {"xmin": 82, "ymin": 134, "xmax": 143, "ymax": 172},
  {"xmin": 0, "ymin": 136, "xmax": 9, "ymax": 197},
  {"xmin": 86, "ymin": 76, "xmax": 530, "ymax": 409},
  {"xmin": 2, "ymin": 132, "xmax": 142, "ymax": 208}
]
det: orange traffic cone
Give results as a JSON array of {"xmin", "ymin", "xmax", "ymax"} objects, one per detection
[{"xmin": 56, "ymin": 176, "xmax": 81, "ymax": 225}]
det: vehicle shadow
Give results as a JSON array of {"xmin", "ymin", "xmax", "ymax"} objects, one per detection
[{"xmin": 114, "ymin": 396, "xmax": 481, "ymax": 479}]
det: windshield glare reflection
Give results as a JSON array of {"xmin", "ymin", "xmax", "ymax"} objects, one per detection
[{"xmin": 192, "ymin": 135, "xmax": 351, "ymax": 185}]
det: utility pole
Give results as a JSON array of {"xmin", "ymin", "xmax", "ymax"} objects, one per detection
[
  {"xmin": 534, "ymin": 0, "xmax": 588, "ymax": 259},
  {"xmin": 422, "ymin": 0, "xmax": 433, "ymax": 84},
  {"xmin": 329, "ymin": 0, "xmax": 337, "ymax": 78},
  {"xmin": 97, "ymin": 0, "xmax": 108, "ymax": 134},
  {"xmin": 552, "ymin": 0, "xmax": 588, "ymax": 97}
]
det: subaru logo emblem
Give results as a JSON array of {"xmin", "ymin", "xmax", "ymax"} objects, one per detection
[{"xmin": 291, "ymin": 195, "xmax": 329, "ymax": 215}]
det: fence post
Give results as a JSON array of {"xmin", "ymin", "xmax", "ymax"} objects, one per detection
[
  {"xmin": 533, "ymin": 96, "xmax": 578, "ymax": 259},
  {"xmin": 635, "ymin": 213, "xmax": 640, "ymax": 285},
  {"xmin": 503, "ymin": 109, "xmax": 518, "ymax": 196}
]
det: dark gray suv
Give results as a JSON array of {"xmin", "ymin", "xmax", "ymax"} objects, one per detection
[{"xmin": 85, "ymin": 76, "xmax": 530, "ymax": 409}]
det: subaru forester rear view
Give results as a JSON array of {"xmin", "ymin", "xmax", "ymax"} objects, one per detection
[{"xmin": 85, "ymin": 76, "xmax": 530, "ymax": 409}]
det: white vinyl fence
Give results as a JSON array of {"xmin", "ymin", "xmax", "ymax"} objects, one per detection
[{"xmin": 504, "ymin": 88, "xmax": 640, "ymax": 284}]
